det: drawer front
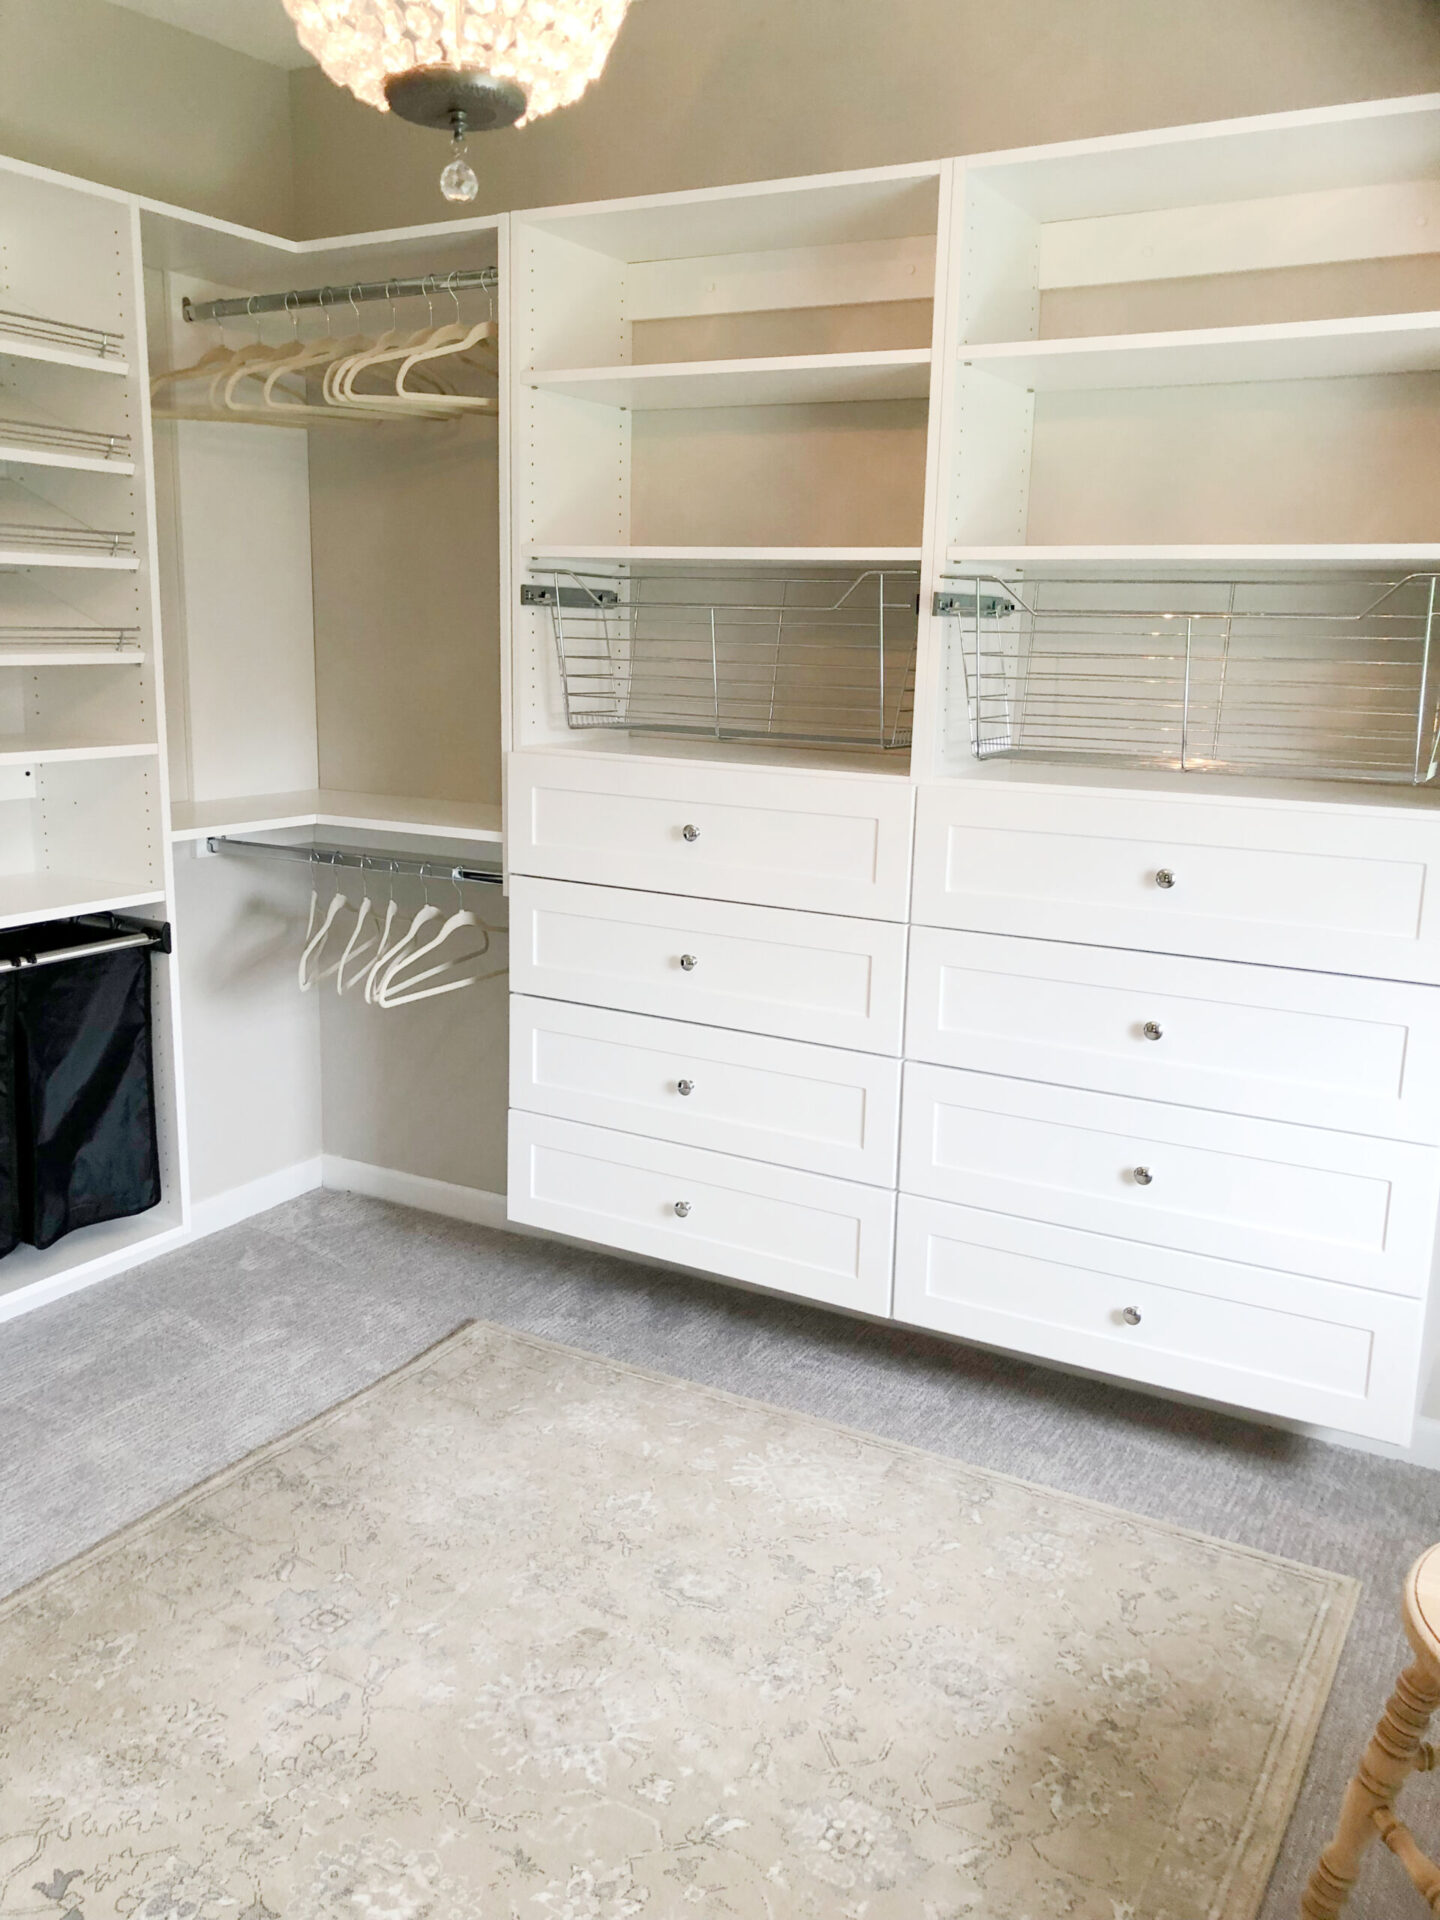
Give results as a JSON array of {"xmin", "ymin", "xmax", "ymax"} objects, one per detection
[
  {"xmin": 907, "ymin": 926, "xmax": 1440, "ymax": 1140},
  {"xmin": 511, "ymin": 995, "xmax": 901, "ymax": 1185},
  {"xmin": 900, "ymin": 1062, "xmax": 1440, "ymax": 1294},
  {"xmin": 509, "ymin": 1112, "xmax": 895, "ymax": 1315},
  {"xmin": 508, "ymin": 750, "xmax": 914, "ymax": 920},
  {"xmin": 894, "ymin": 1195, "xmax": 1421, "ymax": 1444},
  {"xmin": 912, "ymin": 782, "xmax": 1440, "ymax": 982},
  {"xmin": 510, "ymin": 876, "xmax": 907, "ymax": 1054}
]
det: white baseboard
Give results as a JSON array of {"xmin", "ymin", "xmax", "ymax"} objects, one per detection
[
  {"xmin": 321, "ymin": 1156, "xmax": 510, "ymax": 1230},
  {"xmin": 189, "ymin": 1158, "xmax": 324, "ymax": 1239}
]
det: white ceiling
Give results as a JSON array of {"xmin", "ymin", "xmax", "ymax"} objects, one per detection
[{"xmin": 105, "ymin": 0, "xmax": 314, "ymax": 69}]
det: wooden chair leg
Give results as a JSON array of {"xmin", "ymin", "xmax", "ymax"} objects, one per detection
[{"xmin": 1301, "ymin": 1659, "xmax": 1440, "ymax": 1919}]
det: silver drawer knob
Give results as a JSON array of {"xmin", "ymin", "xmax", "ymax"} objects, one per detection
[
  {"xmin": 679, "ymin": 953, "xmax": 698, "ymax": 971},
  {"xmin": 673, "ymin": 1200, "xmax": 692, "ymax": 1218},
  {"xmin": 676, "ymin": 1078, "xmax": 695, "ymax": 1096},
  {"xmin": 1154, "ymin": 868, "xmax": 1177, "ymax": 890},
  {"xmin": 1132, "ymin": 1165, "xmax": 1154, "ymax": 1186},
  {"xmin": 1142, "ymin": 1021, "xmax": 1164, "ymax": 1042},
  {"xmin": 682, "ymin": 823, "xmax": 700, "ymax": 843},
  {"xmin": 1122, "ymin": 1306, "xmax": 1143, "ymax": 1326}
]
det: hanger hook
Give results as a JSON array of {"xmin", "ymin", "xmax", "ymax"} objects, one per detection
[
  {"xmin": 446, "ymin": 271, "xmax": 462, "ymax": 324},
  {"xmin": 347, "ymin": 283, "xmax": 363, "ymax": 330},
  {"xmin": 284, "ymin": 290, "xmax": 301, "ymax": 340},
  {"xmin": 246, "ymin": 293, "xmax": 262, "ymax": 344}
]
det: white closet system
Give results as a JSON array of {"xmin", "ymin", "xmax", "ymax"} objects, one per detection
[{"xmin": 2, "ymin": 92, "xmax": 1439, "ymax": 1453}]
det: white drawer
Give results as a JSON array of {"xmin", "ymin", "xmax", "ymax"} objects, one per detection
[
  {"xmin": 510, "ymin": 995, "xmax": 901, "ymax": 1185},
  {"xmin": 510, "ymin": 876, "xmax": 907, "ymax": 1054},
  {"xmin": 508, "ymin": 1111, "xmax": 895, "ymax": 1315},
  {"xmin": 912, "ymin": 782, "xmax": 1440, "ymax": 983},
  {"xmin": 907, "ymin": 926, "xmax": 1440, "ymax": 1140},
  {"xmin": 900, "ymin": 1062, "xmax": 1440, "ymax": 1294},
  {"xmin": 894, "ymin": 1195, "xmax": 1422, "ymax": 1444},
  {"xmin": 508, "ymin": 750, "xmax": 914, "ymax": 920}
]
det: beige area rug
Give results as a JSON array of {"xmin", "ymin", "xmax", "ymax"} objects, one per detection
[{"xmin": 0, "ymin": 1324, "xmax": 1355, "ymax": 1920}]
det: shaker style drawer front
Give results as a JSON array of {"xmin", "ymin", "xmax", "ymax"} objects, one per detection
[
  {"xmin": 510, "ymin": 876, "xmax": 907, "ymax": 1054},
  {"xmin": 508, "ymin": 1112, "xmax": 895, "ymax": 1315},
  {"xmin": 906, "ymin": 926, "xmax": 1440, "ymax": 1140},
  {"xmin": 911, "ymin": 784, "xmax": 1440, "ymax": 982},
  {"xmin": 508, "ymin": 751, "xmax": 915, "ymax": 920},
  {"xmin": 894, "ymin": 1196, "xmax": 1422, "ymax": 1445},
  {"xmin": 900, "ymin": 1063, "xmax": 1440, "ymax": 1294},
  {"xmin": 510, "ymin": 996, "xmax": 901, "ymax": 1185}
]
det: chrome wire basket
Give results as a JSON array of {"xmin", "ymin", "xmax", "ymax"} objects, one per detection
[
  {"xmin": 533, "ymin": 567, "xmax": 919, "ymax": 751},
  {"xmin": 943, "ymin": 571, "xmax": 1440, "ymax": 785}
]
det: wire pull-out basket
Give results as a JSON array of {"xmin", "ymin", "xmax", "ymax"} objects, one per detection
[
  {"xmin": 532, "ymin": 567, "xmax": 919, "ymax": 751},
  {"xmin": 943, "ymin": 571, "xmax": 1440, "ymax": 784}
]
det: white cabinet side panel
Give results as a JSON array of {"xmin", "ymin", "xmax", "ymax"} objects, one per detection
[{"xmin": 171, "ymin": 420, "xmax": 318, "ymax": 803}]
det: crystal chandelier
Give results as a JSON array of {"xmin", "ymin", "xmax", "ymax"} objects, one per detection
[{"xmin": 283, "ymin": 2, "xmax": 634, "ymax": 202}]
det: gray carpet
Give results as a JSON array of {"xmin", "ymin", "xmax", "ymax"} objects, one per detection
[{"xmin": 2, "ymin": 1189, "xmax": 1435, "ymax": 1918}]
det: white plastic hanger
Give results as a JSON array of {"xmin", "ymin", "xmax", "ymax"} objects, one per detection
[
  {"xmin": 363, "ymin": 898, "xmax": 441, "ymax": 1005},
  {"xmin": 335, "ymin": 878, "xmax": 380, "ymax": 994},
  {"xmin": 298, "ymin": 874, "xmax": 355, "ymax": 992},
  {"xmin": 373, "ymin": 902, "xmax": 499, "ymax": 1007}
]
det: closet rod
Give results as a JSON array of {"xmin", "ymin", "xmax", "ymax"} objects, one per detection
[
  {"xmin": 206, "ymin": 835, "xmax": 503, "ymax": 887},
  {"xmin": 0, "ymin": 914, "xmax": 171, "ymax": 973},
  {"xmin": 182, "ymin": 270, "xmax": 499, "ymax": 326}
]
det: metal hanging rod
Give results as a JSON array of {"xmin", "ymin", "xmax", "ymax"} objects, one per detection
[
  {"xmin": 0, "ymin": 913, "xmax": 171, "ymax": 974},
  {"xmin": 207, "ymin": 835, "xmax": 503, "ymax": 887},
  {"xmin": 182, "ymin": 270, "xmax": 499, "ymax": 327}
]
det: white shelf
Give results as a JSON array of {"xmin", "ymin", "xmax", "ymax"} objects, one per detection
[
  {"xmin": 0, "ymin": 738, "xmax": 157, "ymax": 766},
  {"xmin": 0, "ymin": 439, "xmax": 135, "ymax": 477},
  {"xmin": 528, "ymin": 545, "xmax": 924, "ymax": 567},
  {"xmin": 525, "ymin": 350, "xmax": 932, "ymax": 410},
  {"xmin": 0, "ymin": 644, "xmax": 142, "ymax": 666},
  {"xmin": 0, "ymin": 548, "xmax": 138, "ymax": 571},
  {"xmin": 169, "ymin": 789, "xmax": 504, "ymax": 845},
  {"xmin": 0, "ymin": 874, "xmax": 165, "ymax": 932},
  {"xmin": 961, "ymin": 312, "xmax": 1440, "ymax": 392},
  {"xmin": 0, "ymin": 329, "xmax": 130, "ymax": 378},
  {"xmin": 0, "ymin": 476, "xmax": 137, "ymax": 570},
  {"xmin": 945, "ymin": 544, "xmax": 1440, "ymax": 574},
  {"xmin": 0, "ymin": 1208, "xmax": 185, "ymax": 1322}
]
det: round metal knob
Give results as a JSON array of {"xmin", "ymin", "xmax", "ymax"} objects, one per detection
[
  {"xmin": 1154, "ymin": 868, "xmax": 1177, "ymax": 890},
  {"xmin": 1132, "ymin": 1165, "xmax": 1154, "ymax": 1186},
  {"xmin": 676, "ymin": 1078, "xmax": 695, "ymax": 1096},
  {"xmin": 673, "ymin": 1200, "xmax": 692, "ymax": 1218},
  {"xmin": 1121, "ymin": 1306, "xmax": 1142, "ymax": 1326},
  {"xmin": 681, "ymin": 823, "xmax": 700, "ymax": 843},
  {"xmin": 1142, "ymin": 1021, "xmax": 1164, "ymax": 1042},
  {"xmin": 679, "ymin": 953, "xmax": 699, "ymax": 971}
]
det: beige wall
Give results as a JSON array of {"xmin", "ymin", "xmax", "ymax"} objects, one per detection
[
  {"xmin": 0, "ymin": 0, "xmax": 295, "ymax": 232},
  {"xmin": 292, "ymin": 0, "xmax": 1440, "ymax": 235}
]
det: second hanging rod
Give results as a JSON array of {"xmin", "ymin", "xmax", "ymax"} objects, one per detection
[{"xmin": 182, "ymin": 268, "xmax": 500, "ymax": 327}]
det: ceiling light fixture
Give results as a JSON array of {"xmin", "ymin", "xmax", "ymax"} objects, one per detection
[{"xmin": 282, "ymin": 2, "xmax": 634, "ymax": 203}]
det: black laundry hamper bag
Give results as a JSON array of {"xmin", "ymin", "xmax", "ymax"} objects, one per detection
[{"xmin": 0, "ymin": 925, "xmax": 161, "ymax": 1252}]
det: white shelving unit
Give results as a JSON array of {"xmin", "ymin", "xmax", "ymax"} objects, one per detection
[
  {"xmin": 0, "ymin": 155, "xmax": 180, "ymax": 1316},
  {"xmin": 510, "ymin": 164, "xmax": 942, "ymax": 762},
  {"xmin": 10, "ymin": 95, "xmax": 1440, "ymax": 1455}
]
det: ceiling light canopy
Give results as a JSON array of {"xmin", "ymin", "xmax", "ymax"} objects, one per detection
[{"xmin": 282, "ymin": 1, "xmax": 633, "ymax": 200}]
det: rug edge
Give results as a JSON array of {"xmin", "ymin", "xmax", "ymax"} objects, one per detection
[
  {"xmin": 0, "ymin": 1319, "xmax": 481, "ymax": 1623},
  {"xmin": 1217, "ymin": 1572, "xmax": 1360, "ymax": 1920},
  {"xmin": 460, "ymin": 1321, "xmax": 1367, "ymax": 1600},
  {"xmin": 5, "ymin": 1314, "xmax": 1361, "ymax": 1620}
]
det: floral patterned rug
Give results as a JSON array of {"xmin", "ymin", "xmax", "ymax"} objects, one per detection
[{"xmin": 0, "ymin": 1322, "xmax": 1354, "ymax": 1920}]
